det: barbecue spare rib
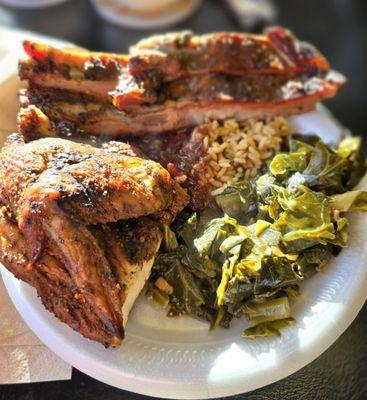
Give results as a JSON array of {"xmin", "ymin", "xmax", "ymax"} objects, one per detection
[
  {"xmin": 0, "ymin": 132, "xmax": 189, "ymax": 346},
  {"xmin": 19, "ymin": 27, "xmax": 346, "ymax": 138}
]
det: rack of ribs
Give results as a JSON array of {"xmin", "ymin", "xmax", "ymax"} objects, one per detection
[{"xmin": 19, "ymin": 27, "xmax": 345, "ymax": 138}]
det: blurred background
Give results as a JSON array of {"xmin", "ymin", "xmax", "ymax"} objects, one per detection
[{"xmin": 0, "ymin": 1, "xmax": 366, "ymax": 399}]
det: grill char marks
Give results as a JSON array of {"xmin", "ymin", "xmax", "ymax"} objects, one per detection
[
  {"xmin": 0, "ymin": 206, "xmax": 125, "ymax": 347},
  {"xmin": 91, "ymin": 217, "xmax": 162, "ymax": 318},
  {"xmin": 113, "ymin": 27, "xmax": 332, "ymax": 108},
  {"xmin": 20, "ymin": 41, "xmax": 128, "ymax": 101},
  {"xmin": 20, "ymin": 79, "xmax": 342, "ymax": 137},
  {"xmin": 0, "ymin": 204, "xmax": 163, "ymax": 346},
  {"xmin": 22, "ymin": 40, "xmax": 127, "ymax": 79},
  {"xmin": 0, "ymin": 132, "xmax": 187, "ymax": 346},
  {"xmin": 19, "ymin": 28, "xmax": 345, "ymax": 137},
  {"xmin": 128, "ymin": 28, "xmax": 329, "ymax": 79}
]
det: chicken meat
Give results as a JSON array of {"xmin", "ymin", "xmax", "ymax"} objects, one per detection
[{"xmin": 0, "ymin": 132, "xmax": 188, "ymax": 346}]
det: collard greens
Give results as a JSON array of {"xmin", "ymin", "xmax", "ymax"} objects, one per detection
[{"xmin": 150, "ymin": 134, "xmax": 367, "ymax": 338}]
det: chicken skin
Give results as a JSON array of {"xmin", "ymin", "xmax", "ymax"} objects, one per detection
[{"xmin": 0, "ymin": 132, "xmax": 188, "ymax": 346}]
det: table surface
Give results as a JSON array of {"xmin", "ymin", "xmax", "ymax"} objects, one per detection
[{"xmin": 0, "ymin": 0, "xmax": 366, "ymax": 399}]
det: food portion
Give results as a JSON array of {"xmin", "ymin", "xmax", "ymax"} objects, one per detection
[
  {"xmin": 19, "ymin": 87, "xmax": 339, "ymax": 138},
  {"xmin": 19, "ymin": 27, "xmax": 345, "ymax": 137},
  {"xmin": 20, "ymin": 40, "xmax": 127, "ymax": 100},
  {"xmin": 126, "ymin": 116, "xmax": 291, "ymax": 210},
  {"xmin": 193, "ymin": 117, "xmax": 291, "ymax": 196},
  {"xmin": 0, "ymin": 132, "xmax": 188, "ymax": 346},
  {"xmin": 113, "ymin": 27, "xmax": 332, "ymax": 107},
  {"xmin": 0, "ymin": 27, "xmax": 365, "ymax": 347},
  {"xmin": 149, "ymin": 135, "xmax": 367, "ymax": 338}
]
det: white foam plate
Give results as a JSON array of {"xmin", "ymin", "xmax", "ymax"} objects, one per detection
[
  {"xmin": 91, "ymin": 0, "xmax": 202, "ymax": 30},
  {"xmin": 0, "ymin": 0, "xmax": 70, "ymax": 8},
  {"xmin": 1, "ymin": 28, "xmax": 367, "ymax": 399}
]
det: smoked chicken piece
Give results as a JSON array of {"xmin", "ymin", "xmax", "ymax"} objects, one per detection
[{"xmin": 0, "ymin": 133, "xmax": 188, "ymax": 346}]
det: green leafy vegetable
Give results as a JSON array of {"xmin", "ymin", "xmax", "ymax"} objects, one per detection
[
  {"xmin": 215, "ymin": 180, "xmax": 258, "ymax": 223},
  {"xmin": 301, "ymin": 139, "xmax": 350, "ymax": 193},
  {"xmin": 243, "ymin": 318, "xmax": 295, "ymax": 338},
  {"xmin": 150, "ymin": 286, "xmax": 170, "ymax": 306},
  {"xmin": 254, "ymin": 257, "xmax": 299, "ymax": 295},
  {"xmin": 151, "ymin": 132, "xmax": 367, "ymax": 339},
  {"xmin": 222, "ymin": 275, "xmax": 254, "ymax": 316},
  {"xmin": 270, "ymin": 135, "xmax": 366, "ymax": 194},
  {"xmin": 270, "ymin": 152, "xmax": 309, "ymax": 176},
  {"xmin": 243, "ymin": 297, "xmax": 291, "ymax": 325},
  {"xmin": 217, "ymin": 254, "xmax": 239, "ymax": 306},
  {"xmin": 165, "ymin": 260, "xmax": 206, "ymax": 313},
  {"xmin": 162, "ymin": 224, "xmax": 179, "ymax": 251},
  {"xmin": 193, "ymin": 214, "xmax": 237, "ymax": 256},
  {"xmin": 272, "ymin": 185, "xmax": 336, "ymax": 250},
  {"xmin": 292, "ymin": 245, "xmax": 333, "ymax": 279}
]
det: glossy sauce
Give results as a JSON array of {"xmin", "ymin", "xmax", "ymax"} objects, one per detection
[{"xmin": 128, "ymin": 129, "xmax": 211, "ymax": 210}]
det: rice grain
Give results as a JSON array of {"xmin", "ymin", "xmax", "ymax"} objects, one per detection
[{"xmin": 194, "ymin": 117, "xmax": 291, "ymax": 195}]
